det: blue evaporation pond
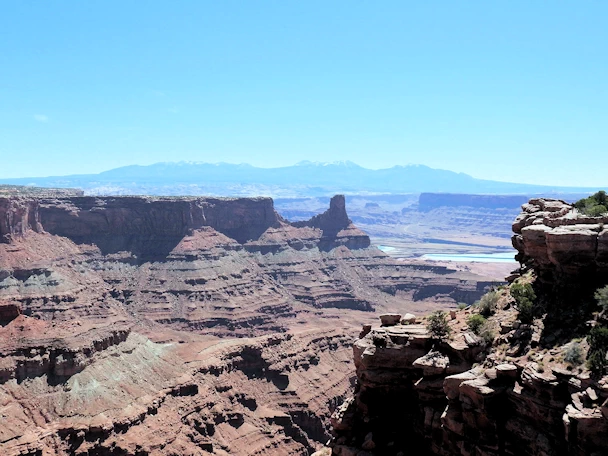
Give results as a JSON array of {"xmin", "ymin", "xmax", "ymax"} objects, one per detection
[
  {"xmin": 421, "ymin": 252, "xmax": 517, "ymax": 263},
  {"xmin": 376, "ymin": 245, "xmax": 396, "ymax": 252}
]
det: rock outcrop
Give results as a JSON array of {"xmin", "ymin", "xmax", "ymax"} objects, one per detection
[
  {"xmin": 512, "ymin": 198, "xmax": 608, "ymax": 303},
  {"xmin": 325, "ymin": 198, "xmax": 608, "ymax": 456},
  {"xmin": 329, "ymin": 317, "xmax": 608, "ymax": 456},
  {"xmin": 0, "ymin": 198, "xmax": 43, "ymax": 243},
  {"xmin": 511, "ymin": 198, "xmax": 608, "ymax": 337},
  {"xmin": 293, "ymin": 195, "xmax": 371, "ymax": 250}
]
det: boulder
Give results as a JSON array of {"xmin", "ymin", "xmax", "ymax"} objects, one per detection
[
  {"xmin": 401, "ymin": 313, "xmax": 416, "ymax": 325},
  {"xmin": 413, "ymin": 351, "xmax": 450, "ymax": 376},
  {"xmin": 379, "ymin": 313, "xmax": 402, "ymax": 326},
  {"xmin": 359, "ymin": 324, "xmax": 372, "ymax": 338}
]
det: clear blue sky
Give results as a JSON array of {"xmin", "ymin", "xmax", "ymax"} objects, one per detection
[{"xmin": 1, "ymin": 1, "xmax": 606, "ymax": 186}]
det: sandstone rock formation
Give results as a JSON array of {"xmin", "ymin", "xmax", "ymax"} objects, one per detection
[
  {"xmin": 325, "ymin": 198, "xmax": 608, "ymax": 456},
  {"xmin": 512, "ymin": 198, "xmax": 608, "ymax": 299},
  {"xmin": 512, "ymin": 198, "xmax": 608, "ymax": 338},
  {"xmin": 0, "ymin": 192, "xmax": 498, "ymax": 455},
  {"xmin": 329, "ymin": 315, "xmax": 608, "ymax": 456}
]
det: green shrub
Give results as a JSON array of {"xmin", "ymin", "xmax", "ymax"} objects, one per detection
[
  {"xmin": 564, "ymin": 343, "xmax": 584, "ymax": 366},
  {"xmin": 510, "ymin": 282, "xmax": 536, "ymax": 323},
  {"xmin": 478, "ymin": 291, "xmax": 500, "ymax": 317},
  {"xmin": 426, "ymin": 310, "xmax": 452, "ymax": 340},
  {"xmin": 587, "ymin": 350, "xmax": 606, "ymax": 375},
  {"xmin": 595, "ymin": 285, "xmax": 608, "ymax": 312},
  {"xmin": 574, "ymin": 191, "xmax": 608, "ymax": 216},
  {"xmin": 586, "ymin": 326, "xmax": 608, "ymax": 375},
  {"xmin": 467, "ymin": 314, "xmax": 487, "ymax": 335},
  {"xmin": 457, "ymin": 302, "xmax": 468, "ymax": 310},
  {"xmin": 479, "ymin": 322, "xmax": 496, "ymax": 345},
  {"xmin": 588, "ymin": 326, "xmax": 608, "ymax": 351}
]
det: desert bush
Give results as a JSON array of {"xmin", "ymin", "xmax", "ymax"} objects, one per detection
[
  {"xmin": 595, "ymin": 285, "xmax": 608, "ymax": 312},
  {"xmin": 587, "ymin": 350, "xmax": 606, "ymax": 375},
  {"xmin": 478, "ymin": 291, "xmax": 500, "ymax": 317},
  {"xmin": 586, "ymin": 326, "xmax": 608, "ymax": 375},
  {"xmin": 588, "ymin": 326, "xmax": 608, "ymax": 351},
  {"xmin": 466, "ymin": 314, "xmax": 487, "ymax": 335},
  {"xmin": 574, "ymin": 191, "xmax": 608, "ymax": 216},
  {"xmin": 426, "ymin": 310, "xmax": 452, "ymax": 340},
  {"xmin": 479, "ymin": 322, "xmax": 496, "ymax": 345},
  {"xmin": 564, "ymin": 343, "xmax": 584, "ymax": 366},
  {"xmin": 457, "ymin": 302, "xmax": 468, "ymax": 310},
  {"xmin": 511, "ymin": 282, "xmax": 536, "ymax": 323}
]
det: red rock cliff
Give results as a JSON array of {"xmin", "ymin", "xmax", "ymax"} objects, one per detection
[
  {"xmin": 0, "ymin": 197, "xmax": 43, "ymax": 243},
  {"xmin": 324, "ymin": 198, "xmax": 608, "ymax": 456},
  {"xmin": 511, "ymin": 198, "xmax": 608, "ymax": 308}
]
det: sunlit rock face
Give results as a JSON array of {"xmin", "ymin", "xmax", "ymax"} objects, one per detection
[
  {"xmin": 324, "ymin": 198, "xmax": 608, "ymax": 456},
  {"xmin": 0, "ymin": 191, "xmax": 497, "ymax": 455},
  {"xmin": 512, "ymin": 198, "xmax": 608, "ymax": 306}
]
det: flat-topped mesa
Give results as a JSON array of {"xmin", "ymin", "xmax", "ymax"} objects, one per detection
[
  {"xmin": 511, "ymin": 197, "xmax": 608, "ymax": 304},
  {"xmin": 0, "ymin": 193, "xmax": 371, "ymax": 257},
  {"xmin": 419, "ymin": 192, "xmax": 530, "ymax": 210},
  {"xmin": 37, "ymin": 196, "xmax": 282, "ymax": 257}
]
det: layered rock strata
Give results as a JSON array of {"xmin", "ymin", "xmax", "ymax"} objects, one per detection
[
  {"xmin": 512, "ymin": 198, "xmax": 608, "ymax": 303},
  {"xmin": 0, "ymin": 195, "xmax": 497, "ymax": 334},
  {"xmin": 0, "ymin": 193, "xmax": 499, "ymax": 455},
  {"xmin": 329, "ymin": 321, "xmax": 608, "ymax": 456},
  {"xmin": 1, "ymin": 321, "xmax": 355, "ymax": 456}
]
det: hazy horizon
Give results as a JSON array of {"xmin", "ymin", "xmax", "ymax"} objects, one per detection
[
  {"xmin": 0, "ymin": 160, "xmax": 601, "ymax": 194},
  {"xmin": 2, "ymin": 1, "xmax": 607, "ymax": 186}
]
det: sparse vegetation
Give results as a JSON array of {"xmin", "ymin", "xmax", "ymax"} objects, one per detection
[
  {"xmin": 595, "ymin": 285, "xmax": 608, "ymax": 312},
  {"xmin": 587, "ymin": 350, "xmax": 606, "ymax": 375},
  {"xmin": 564, "ymin": 343, "xmax": 584, "ymax": 366},
  {"xmin": 426, "ymin": 310, "xmax": 452, "ymax": 340},
  {"xmin": 510, "ymin": 282, "xmax": 536, "ymax": 323},
  {"xmin": 478, "ymin": 322, "xmax": 496, "ymax": 345},
  {"xmin": 478, "ymin": 290, "xmax": 500, "ymax": 317},
  {"xmin": 574, "ymin": 191, "xmax": 608, "ymax": 216},
  {"xmin": 586, "ymin": 326, "xmax": 608, "ymax": 375},
  {"xmin": 466, "ymin": 314, "xmax": 486, "ymax": 335},
  {"xmin": 457, "ymin": 302, "xmax": 468, "ymax": 310}
]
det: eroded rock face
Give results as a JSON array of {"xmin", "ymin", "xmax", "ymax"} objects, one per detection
[
  {"xmin": 38, "ymin": 196, "xmax": 283, "ymax": 258},
  {"xmin": 512, "ymin": 198, "xmax": 608, "ymax": 305},
  {"xmin": 0, "ymin": 192, "xmax": 499, "ymax": 455},
  {"xmin": 0, "ymin": 198, "xmax": 43, "ymax": 243},
  {"xmin": 0, "ymin": 194, "xmax": 497, "ymax": 333},
  {"xmin": 329, "ymin": 322, "xmax": 608, "ymax": 456},
  {"xmin": 0, "ymin": 321, "xmax": 355, "ymax": 456},
  {"xmin": 325, "ymin": 198, "xmax": 608, "ymax": 456}
]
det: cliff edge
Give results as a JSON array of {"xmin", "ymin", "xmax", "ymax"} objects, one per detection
[{"xmin": 325, "ymin": 197, "xmax": 608, "ymax": 456}]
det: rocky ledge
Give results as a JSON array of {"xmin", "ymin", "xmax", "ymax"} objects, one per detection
[
  {"xmin": 323, "ymin": 198, "xmax": 608, "ymax": 456},
  {"xmin": 512, "ymin": 198, "xmax": 608, "ymax": 304},
  {"xmin": 327, "ymin": 313, "xmax": 608, "ymax": 456}
]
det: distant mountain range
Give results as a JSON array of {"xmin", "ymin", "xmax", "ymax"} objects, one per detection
[{"xmin": 0, "ymin": 161, "xmax": 600, "ymax": 197}]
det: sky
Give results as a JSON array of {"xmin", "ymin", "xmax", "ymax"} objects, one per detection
[{"xmin": 1, "ymin": 1, "xmax": 607, "ymax": 186}]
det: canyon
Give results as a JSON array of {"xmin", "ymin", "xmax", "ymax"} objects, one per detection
[{"xmin": 0, "ymin": 191, "xmax": 499, "ymax": 455}]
